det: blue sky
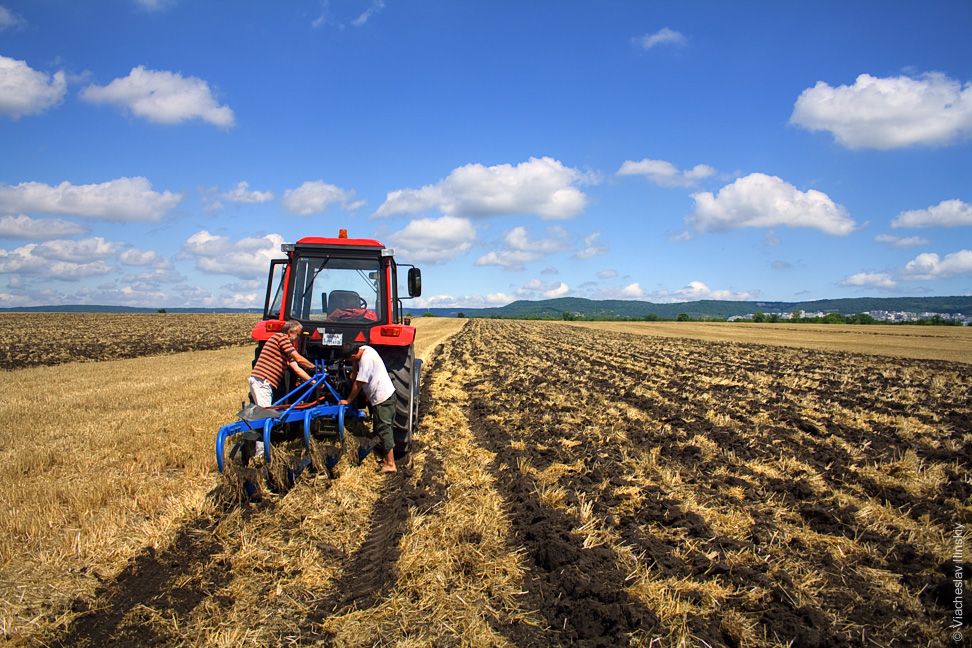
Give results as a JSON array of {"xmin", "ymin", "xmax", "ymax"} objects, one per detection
[{"xmin": 1, "ymin": 1, "xmax": 970, "ymax": 309}]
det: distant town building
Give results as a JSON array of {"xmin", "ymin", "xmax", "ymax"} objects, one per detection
[{"xmin": 729, "ymin": 310, "xmax": 970, "ymax": 325}]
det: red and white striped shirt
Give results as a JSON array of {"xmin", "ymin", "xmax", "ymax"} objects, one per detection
[{"xmin": 251, "ymin": 332, "xmax": 298, "ymax": 387}]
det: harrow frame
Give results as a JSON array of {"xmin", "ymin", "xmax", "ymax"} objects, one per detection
[{"xmin": 215, "ymin": 361, "xmax": 367, "ymax": 477}]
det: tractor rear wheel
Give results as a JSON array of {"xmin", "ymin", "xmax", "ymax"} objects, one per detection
[{"xmin": 385, "ymin": 345, "xmax": 417, "ymax": 458}]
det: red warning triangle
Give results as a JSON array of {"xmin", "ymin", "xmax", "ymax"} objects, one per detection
[{"xmin": 354, "ymin": 331, "xmax": 367, "ymax": 342}]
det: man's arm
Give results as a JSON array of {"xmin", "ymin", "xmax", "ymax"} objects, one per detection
[
  {"xmin": 290, "ymin": 349, "xmax": 315, "ymax": 371},
  {"xmin": 339, "ymin": 378, "xmax": 365, "ymax": 405},
  {"xmin": 288, "ymin": 360, "xmax": 312, "ymax": 382},
  {"xmin": 280, "ymin": 335, "xmax": 314, "ymax": 371}
]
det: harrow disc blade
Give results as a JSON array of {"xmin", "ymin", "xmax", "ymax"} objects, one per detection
[
  {"xmin": 236, "ymin": 403, "xmax": 282, "ymax": 421},
  {"xmin": 307, "ymin": 435, "xmax": 345, "ymax": 478}
]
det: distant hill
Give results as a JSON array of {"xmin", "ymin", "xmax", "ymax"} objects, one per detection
[
  {"xmin": 405, "ymin": 296, "xmax": 972, "ymax": 319},
  {"xmin": 0, "ymin": 305, "xmax": 261, "ymax": 314},
  {"xmin": 4, "ymin": 296, "xmax": 970, "ymax": 319}
]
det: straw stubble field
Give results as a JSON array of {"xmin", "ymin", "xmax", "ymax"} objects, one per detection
[{"xmin": 1, "ymin": 315, "xmax": 969, "ymax": 646}]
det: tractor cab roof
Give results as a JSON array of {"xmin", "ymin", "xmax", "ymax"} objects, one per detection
[{"xmin": 295, "ymin": 236, "xmax": 384, "ymax": 248}]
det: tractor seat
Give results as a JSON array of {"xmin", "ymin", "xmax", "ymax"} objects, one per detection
[{"xmin": 328, "ymin": 290, "xmax": 363, "ymax": 314}]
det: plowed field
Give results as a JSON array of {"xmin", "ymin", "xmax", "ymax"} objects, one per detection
[
  {"xmin": 8, "ymin": 319, "xmax": 970, "ymax": 646},
  {"xmin": 0, "ymin": 313, "xmax": 255, "ymax": 370},
  {"xmin": 564, "ymin": 320, "xmax": 972, "ymax": 364}
]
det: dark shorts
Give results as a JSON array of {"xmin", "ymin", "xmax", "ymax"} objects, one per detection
[{"xmin": 370, "ymin": 395, "xmax": 396, "ymax": 453}]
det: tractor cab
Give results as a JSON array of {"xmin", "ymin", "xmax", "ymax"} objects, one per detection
[{"xmin": 253, "ymin": 230, "xmax": 421, "ymax": 363}]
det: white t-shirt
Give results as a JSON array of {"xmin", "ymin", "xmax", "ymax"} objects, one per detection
[{"xmin": 356, "ymin": 345, "xmax": 395, "ymax": 405}]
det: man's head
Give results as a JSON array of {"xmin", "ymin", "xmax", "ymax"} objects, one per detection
[
  {"xmin": 342, "ymin": 342, "xmax": 363, "ymax": 362},
  {"xmin": 282, "ymin": 319, "xmax": 303, "ymax": 341}
]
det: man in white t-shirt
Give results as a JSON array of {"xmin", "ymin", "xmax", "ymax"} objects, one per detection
[{"xmin": 339, "ymin": 344, "xmax": 398, "ymax": 473}]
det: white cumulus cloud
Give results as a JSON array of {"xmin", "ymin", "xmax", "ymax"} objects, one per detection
[
  {"xmin": 222, "ymin": 279, "xmax": 262, "ymax": 292},
  {"xmin": 0, "ymin": 215, "xmax": 87, "ymax": 239},
  {"xmin": 0, "ymin": 55, "xmax": 66, "ymax": 119},
  {"xmin": 621, "ymin": 283, "xmax": 644, "ymax": 298},
  {"xmin": 129, "ymin": 265, "xmax": 182, "ymax": 284},
  {"xmin": 352, "ymin": 0, "xmax": 385, "ymax": 26},
  {"xmin": 543, "ymin": 282, "xmax": 569, "ymax": 298},
  {"xmin": 902, "ymin": 250, "xmax": 972, "ymax": 280},
  {"xmin": 486, "ymin": 292, "xmax": 513, "ymax": 305},
  {"xmin": 91, "ymin": 282, "xmax": 168, "ymax": 307},
  {"xmin": 575, "ymin": 232, "xmax": 608, "ymax": 259},
  {"xmin": 389, "ymin": 215, "xmax": 476, "ymax": 263},
  {"xmin": 659, "ymin": 281, "xmax": 759, "ymax": 302},
  {"xmin": 33, "ymin": 236, "xmax": 120, "ymax": 262},
  {"xmin": 120, "ymin": 248, "xmax": 164, "ymax": 266},
  {"xmin": 892, "ymin": 199, "xmax": 972, "ymax": 228},
  {"xmin": 476, "ymin": 225, "xmax": 570, "ymax": 269},
  {"xmin": 617, "ymin": 158, "xmax": 715, "ymax": 187},
  {"xmin": 875, "ymin": 234, "xmax": 930, "ymax": 247},
  {"xmin": 505, "ymin": 225, "xmax": 570, "ymax": 254},
  {"xmin": 0, "ymin": 243, "xmax": 112, "ymax": 279},
  {"xmin": 688, "ymin": 173, "xmax": 855, "ymax": 235},
  {"xmin": 0, "ymin": 176, "xmax": 182, "ymax": 221},
  {"xmin": 81, "ymin": 66, "xmax": 234, "ymax": 127},
  {"xmin": 376, "ymin": 157, "xmax": 589, "ymax": 220},
  {"xmin": 411, "ymin": 294, "xmax": 463, "ymax": 309},
  {"xmin": 597, "ymin": 269, "xmax": 618, "ymax": 279},
  {"xmin": 513, "ymin": 278, "xmax": 570, "ymax": 299},
  {"xmin": 636, "ymin": 27, "xmax": 686, "ymax": 49},
  {"xmin": 220, "ymin": 291, "xmax": 261, "ymax": 308},
  {"xmin": 410, "ymin": 292, "xmax": 513, "ymax": 309},
  {"xmin": 134, "ymin": 0, "xmax": 174, "ymax": 11},
  {"xmin": 176, "ymin": 284, "xmax": 217, "ymax": 307},
  {"xmin": 182, "ymin": 230, "xmax": 285, "ymax": 278},
  {"xmin": 840, "ymin": 272, "xmax": 897, "ymax": 289},
  {"xmin": 791, "ymin": 72, "xmax": 972, "ymax": 149},
  {"xmin": 0, "ymin": 6, "xmax": 25, "ymax": 29},
  {"xmin": 222, "ymin": 181, "xmax": 273, "ymax": 204},
  {"xmin": 474, "ymin": 250, "xmax": 540, "ymax": 269},
  {"xmin": 282, "ymin": 180, "xmax": 362, "ymax": 215}
]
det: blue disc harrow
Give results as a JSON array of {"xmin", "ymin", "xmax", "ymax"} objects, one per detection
[{"xmin": 215, "ymin": 362, "xmax": 367, "ymax": 488}]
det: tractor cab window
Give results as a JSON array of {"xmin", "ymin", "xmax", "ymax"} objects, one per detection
[
  {"xmin": 288, "ymin": 256, "xmax": 382, "ymax": 323},
  {"xmin": 264, "ymin": 260, "xmax": 287, "ymax": 320}
]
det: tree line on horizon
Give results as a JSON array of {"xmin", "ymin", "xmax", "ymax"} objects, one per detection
[{"xmin": 423, "ymin": 311, "xmax": 966, "ymax": 326}]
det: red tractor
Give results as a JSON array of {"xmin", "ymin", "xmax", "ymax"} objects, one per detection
[{"xmin": 217, "ymin": 229, "xmax": 422, "ymax": 481}]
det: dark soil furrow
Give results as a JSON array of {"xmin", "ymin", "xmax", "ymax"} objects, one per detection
[
  {"xmin": 467, "ymin": 400, "xmax": 659, "ymax": 646},
  {"xmin": 52, "ymin": 516, "xmax": 226, "ymax": 647},
  {"xmin": 453, "ymin": 320, "xmax": 967, "ymax": 646},
  {"xmin": 440, "ymin": 323, "xmax": 658, "ymax": 647}
]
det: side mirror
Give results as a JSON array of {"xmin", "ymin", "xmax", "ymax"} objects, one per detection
[{"xmin": 407, "ymin": 268, "xmax": 422, "ymax": 297}]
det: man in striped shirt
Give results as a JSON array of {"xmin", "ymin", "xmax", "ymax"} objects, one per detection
[{"xmin": 248, "ymin": 320, "xmax": 315, "ymax": 408}]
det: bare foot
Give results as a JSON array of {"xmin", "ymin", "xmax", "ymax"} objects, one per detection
[{"xmin": 380, "ymin": 449, "xmax": 397, "ymax": 473}]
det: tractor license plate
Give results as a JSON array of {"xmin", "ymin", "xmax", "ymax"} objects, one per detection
[{"xmin": 319, "ymin": 331, "xmax": 344, "ymax": 346}]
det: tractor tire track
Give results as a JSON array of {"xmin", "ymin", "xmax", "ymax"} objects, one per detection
[
  {"xmin": 51, "ymin": 515, "xmax": 228, "ymax": 648},
  {"xmin": 301, "ymin": 350, "xmax": 449, "ymax": 638},
  {"xmin": 304, "ymin": 451, "xmax": 446, "ymax": 621}
]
